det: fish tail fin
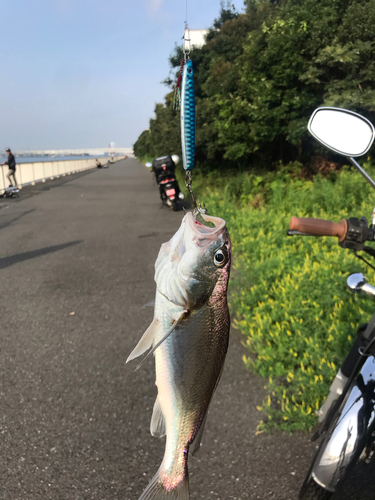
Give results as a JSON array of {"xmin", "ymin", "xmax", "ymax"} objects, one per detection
[{"xmin": 139, "ymin": 466, "xmax": 189, "ymax": 500}]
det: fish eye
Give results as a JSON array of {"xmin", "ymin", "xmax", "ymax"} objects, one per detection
[
  {"xmin": 188, "ymin": 67, "xmax": 193, "ymax": 74},
  {"xmin": 214, "ymin": 249, "xmax": 226, "ymax": 267}
]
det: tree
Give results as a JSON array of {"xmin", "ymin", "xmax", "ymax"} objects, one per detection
[{"xmin": 134, "ymin": 0, "xmax": 375, "ymax": 170}]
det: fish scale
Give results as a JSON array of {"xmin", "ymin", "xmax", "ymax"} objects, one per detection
[{"xmin": 181, "ymin": 60, "xmax": 195, "ymax": 172}]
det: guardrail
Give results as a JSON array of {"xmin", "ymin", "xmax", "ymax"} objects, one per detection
[{"xmin": 0, "ymin": 156, "xmax": 126, "ymax": 195}]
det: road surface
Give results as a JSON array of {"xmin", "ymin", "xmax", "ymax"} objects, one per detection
[{"xmin": 1, "ymin": 159, "xmax": 373, "ymax": 500}]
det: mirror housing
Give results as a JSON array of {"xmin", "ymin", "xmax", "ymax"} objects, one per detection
[{"xmin": 308, "ymin": 107, "xmax": 375, "ymax": 157}]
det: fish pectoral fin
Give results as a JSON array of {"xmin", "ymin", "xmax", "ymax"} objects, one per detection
[
  {"xmin": 150, "ymin": 396, "xmax": 166, "ymax": 438},
  {"xmin": 134, "ymin": 310, "xmax": 189, "ymax": 372},
  {"xmin": 143, "ymin": 300, "xmax": 155, "ymax": 308},
  {"xmin": 190, "ymin": 412, "xmax": 208, "ymax": 456},
  {"xmin": 126, "ymin": 318, "xmax": 159, "ymax": 363}
]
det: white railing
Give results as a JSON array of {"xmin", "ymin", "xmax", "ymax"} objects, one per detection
[
  {"xmin": 0, "ymin": 156, "xmax": 125, "ymax": 194},
  {"xmin": 13, "ymin": 148, "xmax": 133, "ymax": 156}
]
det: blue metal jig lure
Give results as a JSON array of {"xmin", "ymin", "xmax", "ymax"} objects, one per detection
[
  {"xmin": 180, "ymin": 59, "xmax": 195, "ymax": 172},
  {"xmin": 179, "ymin": 25, "xmax": 204, "ymax": 211}
]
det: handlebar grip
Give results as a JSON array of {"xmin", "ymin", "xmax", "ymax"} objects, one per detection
[{"xmin": 289, "ymin": 217, "xmax": 347, "ymax": 242}]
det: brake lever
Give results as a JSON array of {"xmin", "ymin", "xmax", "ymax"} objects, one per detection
[
  {"xmin": 363, "ymin": 246, "xmax": 375, "ymax": 257},
  {"xmin": 354, "ymin": 249, "xmax": 375, "ymax": 272}
]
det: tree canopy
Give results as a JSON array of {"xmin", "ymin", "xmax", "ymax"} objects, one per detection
[{"xmin": 134, "ymin": 0, "xmax": 375, "ymax": 170}]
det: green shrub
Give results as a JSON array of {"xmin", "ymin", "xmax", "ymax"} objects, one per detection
[{"xmin": 184, "ymin": 162, "xmax": 375, "ymax": 431}]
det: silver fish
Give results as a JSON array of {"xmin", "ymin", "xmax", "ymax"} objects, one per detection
[{"xmin": 127, "ymin": 211, "xmax": 231, "ymax": 500}]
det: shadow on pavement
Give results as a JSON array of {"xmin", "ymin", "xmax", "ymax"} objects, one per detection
[
  {"xmin": 0, "ymin": 169, "xmax": 95, "ymax": 207},
  {"xmin": 0, "ymin": 209, "xmax": 36, "ymax": 230},
  {"xmin": 0, "ymin": 240, "xmax": 83, "ymax": 270}
]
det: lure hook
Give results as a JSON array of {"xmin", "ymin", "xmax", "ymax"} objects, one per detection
[
  {"xmin": 173, "ymin": 59, "xmax": 185, "ymax": 110},
  {"xmin": 185, "ymin": 171, "xmax": 208, "ymax": 215},
  {"xmin": 196, "ymin": 200, "xmax": 207, "ymax": 215}
]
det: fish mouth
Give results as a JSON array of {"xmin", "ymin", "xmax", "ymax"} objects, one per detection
[{"xmin": 184, "ymin": 211, "xmax": 226, "ymax": 244}]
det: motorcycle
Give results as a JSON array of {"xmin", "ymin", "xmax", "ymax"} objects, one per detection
[
  {"xmin": 287, "ymin": 107, "xmax": 375, "ymax": 499},
  {"xmin": 146, "ymin": 155, "xmax": 184, "ymax": 211}
]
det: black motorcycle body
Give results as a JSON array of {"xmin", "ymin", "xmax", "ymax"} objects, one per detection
[
  {"xmin": 159, "ymin": 175, "xmax": 181, "ymax": 210},
  {"xmin": 300, "ymin": 351, "xmax": 375, "ymax": 497},
  {"xmin": 152, "ymin": 156, "xmax": 182, "ymax": 210}
]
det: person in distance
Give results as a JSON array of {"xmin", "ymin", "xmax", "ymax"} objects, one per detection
[{"xmin": 1, "ymin": 148, "xmax": 18, "ymax": 187}]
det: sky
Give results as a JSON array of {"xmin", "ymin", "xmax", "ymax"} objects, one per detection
[{"xmin": 0, "ymin": 0, "xmax": 245, "ymax": 151}]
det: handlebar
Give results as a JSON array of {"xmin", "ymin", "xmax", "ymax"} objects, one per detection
[
  {"xmin": 288, "ymin": 216, "xmax": 375, "ymax": 253},
  {"xmin": 289, "ymin": 217, "xmax": 348, "ymax": 242}
]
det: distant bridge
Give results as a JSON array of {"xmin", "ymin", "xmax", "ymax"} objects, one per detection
[{"xmin": 12, "ymin": 148, "xmax": 134, "ymax": 157}]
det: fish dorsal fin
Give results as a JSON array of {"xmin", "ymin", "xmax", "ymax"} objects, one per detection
[
  {"xmin": 134, "ymin": 310, "xmax": 188, "ymax": 372},
  {"xmin": 150, "ymin": 396, "xmax": 166, "ymax": 438},
  {"xmin": 126, "ymin": 318, "xmax": 159, "ymax": 363}
]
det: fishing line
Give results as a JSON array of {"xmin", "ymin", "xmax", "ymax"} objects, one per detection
[{"xmin": 183, "ymin": 22, "xmax": 191, "ymax": 62}]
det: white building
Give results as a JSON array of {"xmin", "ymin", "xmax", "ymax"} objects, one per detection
[{"xmin": 184, "ymin": 29, "xmax": 209, "ymax": 51}]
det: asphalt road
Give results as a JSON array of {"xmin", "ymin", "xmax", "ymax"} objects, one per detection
[{"xmin": 1, "ymin": 159, "xmax": 374, "ymax": 500}]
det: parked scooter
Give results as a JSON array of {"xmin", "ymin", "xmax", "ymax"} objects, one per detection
[
  {"xmin": 287, "ymin": 108, "xmax": 375, "ymax": 499},
  {"xmin": 146, "ymin": 155, "xmax": 184, "ymax": 211}
]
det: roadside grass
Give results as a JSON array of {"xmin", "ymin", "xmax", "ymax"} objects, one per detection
[{"xmin": 176, "ymin": 162, "xmax": 375, "ymax": 431}]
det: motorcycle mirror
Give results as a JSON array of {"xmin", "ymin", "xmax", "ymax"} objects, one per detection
[
  {"xmin": 309, "ymin": 107, "xmax": 375, "ymax": 189},
  {"xmin": 145, "ymin": 162, "xmax": 152, "ymax": 168},
  {"xmin": 308, "ymin": 107, "xmax": 375, "ymax": 157}
]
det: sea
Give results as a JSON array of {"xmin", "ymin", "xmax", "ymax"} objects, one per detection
[{"xmin": 0, "ymin": 155, "xmax": 112, "ymax": 164}]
